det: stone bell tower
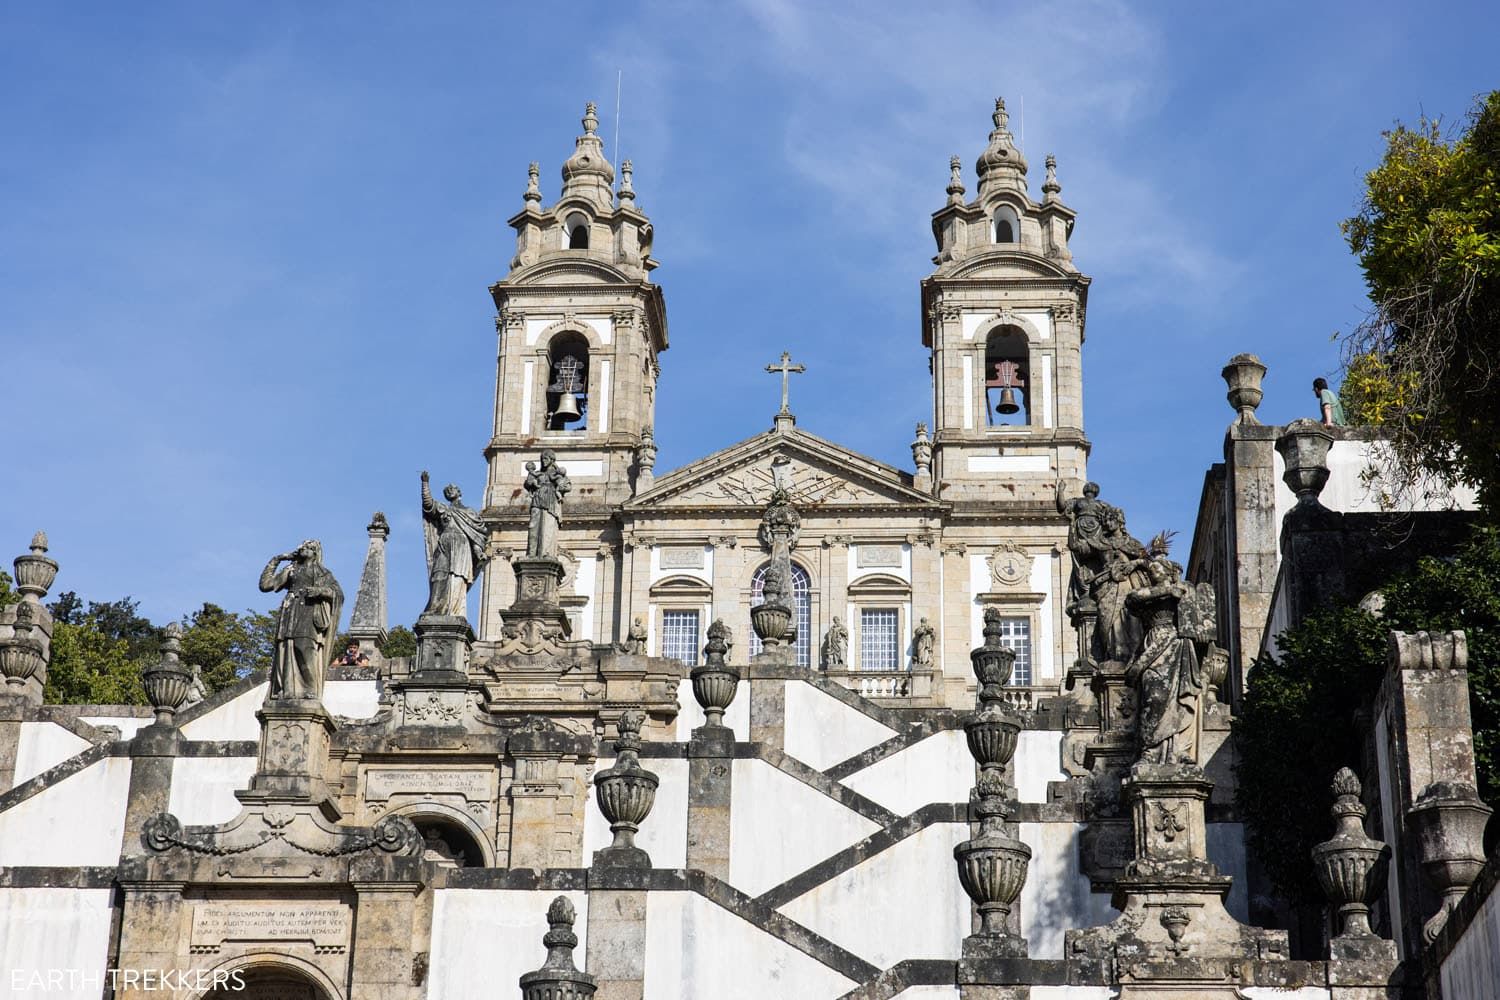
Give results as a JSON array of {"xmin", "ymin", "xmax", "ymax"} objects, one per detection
[
  {"xmin": 921, "ymin": 98, "xmax": 1090, "ymax": 505},
  {"xmin": 486, "ymin": 102, "xmax": 669, "ymax": 512}
]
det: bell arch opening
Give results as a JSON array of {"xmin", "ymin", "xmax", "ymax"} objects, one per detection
[
  {"xmin": 546, "ymin": 332, "xmax": 590, "ymax": 431},
  {"xmin": 993, "ymin": 205, "xmax": 1019, "ymax": 244},
  {"xmin": 984, "ymin": 327, "xmax": 1030, "ymax": 426},
  {"xmin": 565, "ymin": 212, "xmax": 590, "ymax": 249}
]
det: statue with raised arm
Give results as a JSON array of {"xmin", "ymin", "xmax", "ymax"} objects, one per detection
[
  {"xmin": 420, "ymin": 471, "xmax": 489, "ymax": 617},
  {"xmin": 259, "ymin": 540, "xmax": 343, "ymax": 701},
  {"xmin": 524, "ymin": 450, "xmax": 572, "ymax": 558},
  {"xmin": 1056, "ymin": 479, "xmax": 1149, "ymax": 664}
]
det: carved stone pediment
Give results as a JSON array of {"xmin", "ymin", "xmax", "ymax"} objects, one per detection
[{"xmin": 625, "ymin": 429, "xmax": 940, "ymax": 513}]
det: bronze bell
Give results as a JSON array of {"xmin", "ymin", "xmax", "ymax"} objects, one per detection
[
  {"xmin": 995, "ymin": 386, "xmax": 1020, "ymax": 415},
  {"xmin": 552, "ymin": 392, "xmax": 582, "ymax": 423}
]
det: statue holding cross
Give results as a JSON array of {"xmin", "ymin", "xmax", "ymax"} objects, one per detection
[{"xmin": 765, "ymin": 351, "xmax": 806, "ymax": 416}]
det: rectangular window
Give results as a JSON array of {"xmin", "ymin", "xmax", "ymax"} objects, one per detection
[
  {"xmin": 998, "ymin": 616, "xmax": 1032, "ymax": 685},
  {"xmin": 660, "ymin": 610, "xmax": 700, "ymax": 665},
  {"xmin": 860, "ymin": 608, "xmax": 901, "ymax": 671}
]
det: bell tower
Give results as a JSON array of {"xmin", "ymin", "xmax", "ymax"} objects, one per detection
[
  {"xmin": 486, "ymin": 102, "xmax": 668, "ymax": 511},
  {"xmin": 921, "ymin": 98, "xmax": 1090, "ymax": 504}
]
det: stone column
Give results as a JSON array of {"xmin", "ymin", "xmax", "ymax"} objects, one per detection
[
  {"xmin": 685, "ymin": 623, "xmax": 737, "ymax": 877},
  {"xmin": 584, "ymin": 885, "xmax": 647, "ymax": 1000},
  {"xmin": 1220, "ymin": 355, "xmax": 1277, "ymax": 710},
  {"xmin": 508, "ymin": 750, "xmax": 565, "ymax": 871},
  {"xmin": 237, "ymin": 698, "xmax": 340, "ymax": 819},
  {"xmin": 348, "ymin": 859, "xmax": 424, "ymax": 1000},
  {"xmin": 349, "ymin": 512, "xmax": 390, "ymax": 665},
  {"xmin": 1375, "ymin": 630, "xmax": 1493, "ymax": 956}
]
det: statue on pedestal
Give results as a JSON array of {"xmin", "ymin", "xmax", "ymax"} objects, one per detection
[
  {"xmin": 913, "ymin": 617, "xmax": 937, "ymax": 668},
  {"xmin": 420, "ymin": 471, "xmax": 488, "ymax": 617},
  {"xmin": 258, "ymin": 540, "xmax": 343, "ymax": 701},
  {"xmin": 1124, "ymin": 542, "xmax": 1208, "ymax": 767},
  {"xmin": 525, "ymin": 451, "xmax": 572, "ymax": 558},
  {"xmin": 1057, "ymin": 480, "xmax": 1148, "ymax": 665}
]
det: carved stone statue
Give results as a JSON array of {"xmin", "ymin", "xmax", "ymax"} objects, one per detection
[
  {"xmin": 821, "ymin": 617, "xmax": 848, "ymax": 669},
  {"xmin": 1123, "ymin": 550, "xmax": 1207, "ymax": 766},
  {"xmin": 1056, "ymin": 479, "xmax": 1148, "ymax": 664},
  {"xmin": 258, "ymin": 540, "xmax": 343, "ymax": 701},
  {"xmin": 913, "ymin": 617, "xmax": 937, "ymax": 668},
  {"xmin": 184, "ymin": 663, "xmax": 206, "ymax": 707},
  {"xmin": 420, "ymin": 471, "xmax": 489, "ymax": 617},
  {"xmin": 525, "ymin": 450, "xmax": 572, "ymax": 558},
  {"xmin": 617, "ymin": 615, "xmax": 648, "ymax": 655}
]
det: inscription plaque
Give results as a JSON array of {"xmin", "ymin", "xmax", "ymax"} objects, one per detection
[
  {"xmin": 190, "ymin": 903, "xmax": 350, "ymax": 953},
  {"xmin": 365, "ymin": 769, "xmax": 493, "ymax": 802},
  {"xmin": 659, "ymin": 547, "xmax": 705, "ymax": 570},
  {"xmin": 856, "ymin": 544, "xmax": 903, "ymax": 569}
]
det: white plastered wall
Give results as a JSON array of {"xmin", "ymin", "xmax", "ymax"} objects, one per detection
[
  {"xmin": 778, "ymin": 822, "xmax": 970, "ymax": 966},
  {"xmin": 323, "ymin": 680, "xmax": 379, "ymax": 720},
  {"xmin": 428, "ymin": 889, "xmax": 588, "ymax": 1000},
  {"xmin": 0, "ymin": 888, "xmax": 115, "ymax": 1000},
  {"xmin": 573, "ymin": 552, "xmax": 597, "ymax": 642},
  {"xmin": 729, "ymin": 759, "xmax": 880, "ymax": 897},
  {"xmin": 1440, "ymin": 879, "xmax": 1500, "ymax": 1000},
  {"xmin": 1019, "ymin": 822, "xmax": 1118, "ymax": 958},
  {"xmin": 1206, "ymin": 821, "xmax": 1249, "ymax": 922},
  {"xmin": 180, "ymin": 683, "xmax": 268, "ymax": 741},
  {"xmin": 583, "ymin": 758, "xmax": 687, "ymax": 869},
  {"xmin": 645, "ymin": 891, "xmax": 856, "ymax": 1000},
  {"xmin": 840, "ymin": 731, "xmax": 972, "ymax": 817},
  {"xmin": 13, "ymin": 722, "xmax": 90, "ymax": 786},
  {"xmin": 0, "ymin": 757, "xmax": 131, "ymax": 866},
  {"xmin": 1015, "ymin": 730, "xmax": 1065, "ymax": 803},
  {"xmin": 79, "ymin": 715, "xmax": 151, "ymax": 739},
  {"xmin": 169, "ymin": 757, "xmax": 258, "ymax": 826},
  {"xmin": 782, "ymin": 682, "xmax": 898, "ymax": 772}
]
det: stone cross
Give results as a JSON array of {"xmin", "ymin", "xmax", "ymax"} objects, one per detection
[{"xmin": 764, "ymin": 351, "xmax": 806, "ymax": 415}]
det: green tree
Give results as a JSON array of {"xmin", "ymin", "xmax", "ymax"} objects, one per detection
[
  {"xmin": 1238, "ymin": 526, "xmax": 1500, "ymax": 901},
  {"xmin": 178, "ymin": 603, "xmax": 275, "ymax": 695},
  {"xmin": 45, "ymin": 619, "xmax": 148, "ymax": 705},
  {"xmin": 0, "ymin": 570, "xmax": 17, "ymax": 609},
  {"xmin": 380, "ymin": 626, "xmax": 417, "ymax": 659},
  {"xmin": 1340, "ymin": 91, "xmax": 1500, "ymax": 512}
]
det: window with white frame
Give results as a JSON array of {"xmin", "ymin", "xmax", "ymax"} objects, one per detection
[
  {"xmin": 750, "ymin": 562, "xmax": 812, "ymax": 667},
  {"xmin": 860, "ymin": 608, "xmax": 901, "ymax": 671},
  {"xmin": 998, "ymin": 616, "xmax": 1032, "ymax": 685},
  {"xmin": 660, "ymin": 610, "xmax": 700, "ymax": 665}
]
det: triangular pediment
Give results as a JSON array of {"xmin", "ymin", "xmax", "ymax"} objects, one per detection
[{"xmin": 625, "ymin": 427, "xmax": 942, "ymax": 513}]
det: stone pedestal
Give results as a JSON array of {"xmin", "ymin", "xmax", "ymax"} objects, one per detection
[
  {"xmin": 121, "ymin": 725, "xmax": 184, "ymax": 855},
  {"xmin": 1078, "ymin": 661, "xmax": 1139, "ymax": 886},
  {"xmin": 748, "ymin": 651, "xmax": 791, "ymax": 749},
  {"xmin": 585, "ymin": 885, "xmax": 648, "ymax": 1000},
  {"xmin": 499, "ymin": 557, "xmax": 574, "ymax": 652},
  {"xmin": 0, "ymin": 693, "xmax": 28, "ymax": 794},
  {"xmin": 1067, "ymin": 762, "xmax": 1287, "ymax": 969},
  {"xmin": 686, "ymin": 726, "xmax": 734, "ymax": 878},
  {"xmin": 413, "ymin": 613, "xmax": 473, "ymax": 679},
  {"xmin": 237, "ymin": 698, "xmax": 340, "ymax": 820}
]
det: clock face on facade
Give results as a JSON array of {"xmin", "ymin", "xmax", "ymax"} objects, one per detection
[{"xmin": 991, "ymin": 547, "xmax": 1029, "ymax": 587}]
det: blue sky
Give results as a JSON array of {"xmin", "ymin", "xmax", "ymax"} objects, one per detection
[{"xmin": 3, "ymin": 2, "xmax": 1497, "ymax": 630}]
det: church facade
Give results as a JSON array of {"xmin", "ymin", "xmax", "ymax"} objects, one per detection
[
  {"xmin": 0, "ymin": 100, "xmax": 1493, "ymax": 1000},
  {"xmin": 478, "ymin": 99, "xmax": 1087, "ymax": 712}
]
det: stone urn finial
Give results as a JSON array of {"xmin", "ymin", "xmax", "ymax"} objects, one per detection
[
  {"xmin": 1221, "ymin": 353, "xmax": 1267, "ymax": 424},
  {"xmin": 1407, "ymin": 780, "xmax": 1494, "ymax": 942},
  {"xmin": 13, "ymin": 530, "xmax": 59, "ymax": 602},
  {"xmin": 593, "ymin": 708, "xmax": 658, "ymax": 866},
  {"xmin": 143, "ymin": 622, "xmax": 194, "ymax": 726},
  {"xmin": 953, "ymin": 769, "xmax": 1032, "ymax": 944},
  {"xmin": 519, "ymin": 896, "xmax": 596, "ymax": 1000},
  {"xmin": 1312, "ymin": 768, "xmax": 1391, "ymax": 938},
  {"xmin": 0, "ymin": 600, "xmax": 45, "ymax": 689},
  {"xmin": 965, "ymin": 608, "xmax": 1023, "ymax": 774},
  {"xmin": 691, "ymin": 619, "xmax": 739, "ymax": 728},
  {"xmin": 1276, "ymin": 419, "xmax": 1335, "ymax": 504}
]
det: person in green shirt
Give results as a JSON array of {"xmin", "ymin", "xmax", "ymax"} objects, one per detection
[{"xmin": 1313, "ymin": 377, "xmax": 1346, "ymax": 427}]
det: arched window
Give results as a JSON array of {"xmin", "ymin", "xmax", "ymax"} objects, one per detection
[
  {"xmin": 750, "ymin": 562, "xmax": 812, "ymax": 667},
  {"xmin": 566, "ymin": 212, "xmax": 590, "ymax": 249},
  {"xmin": 993, "ymin": 206, "xmax": 1020, "ymax": 244},
  {"xmin": 208, "ymin": 967, "xmax": 329, "ymax": 999},
  {"xmin": 984, "ymin": 327, "xmax": 1030, "ymax": 426},
  {"xmin": 546, "ymin": 333, "xmax": 589, "ymax": 431}
]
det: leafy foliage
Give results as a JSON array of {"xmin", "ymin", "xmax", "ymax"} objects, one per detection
[
  {"xmin": 1238, "ymin": 526, "xmax": 1500, "ymax": 900},
  {"xmin": 1339, "ymin": 91, "xmax": 1500, "ymax": 512},
  {"xmin": 40, "ymin": 593, "xmax": 278, "ymax": 706},
  {"xmin": 0, "ymin": 570, "xmax": 17, "ymax": 609},
  {"xmin": 380, "ymin": 625, "xmax": 417, "ymax": 659}
]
